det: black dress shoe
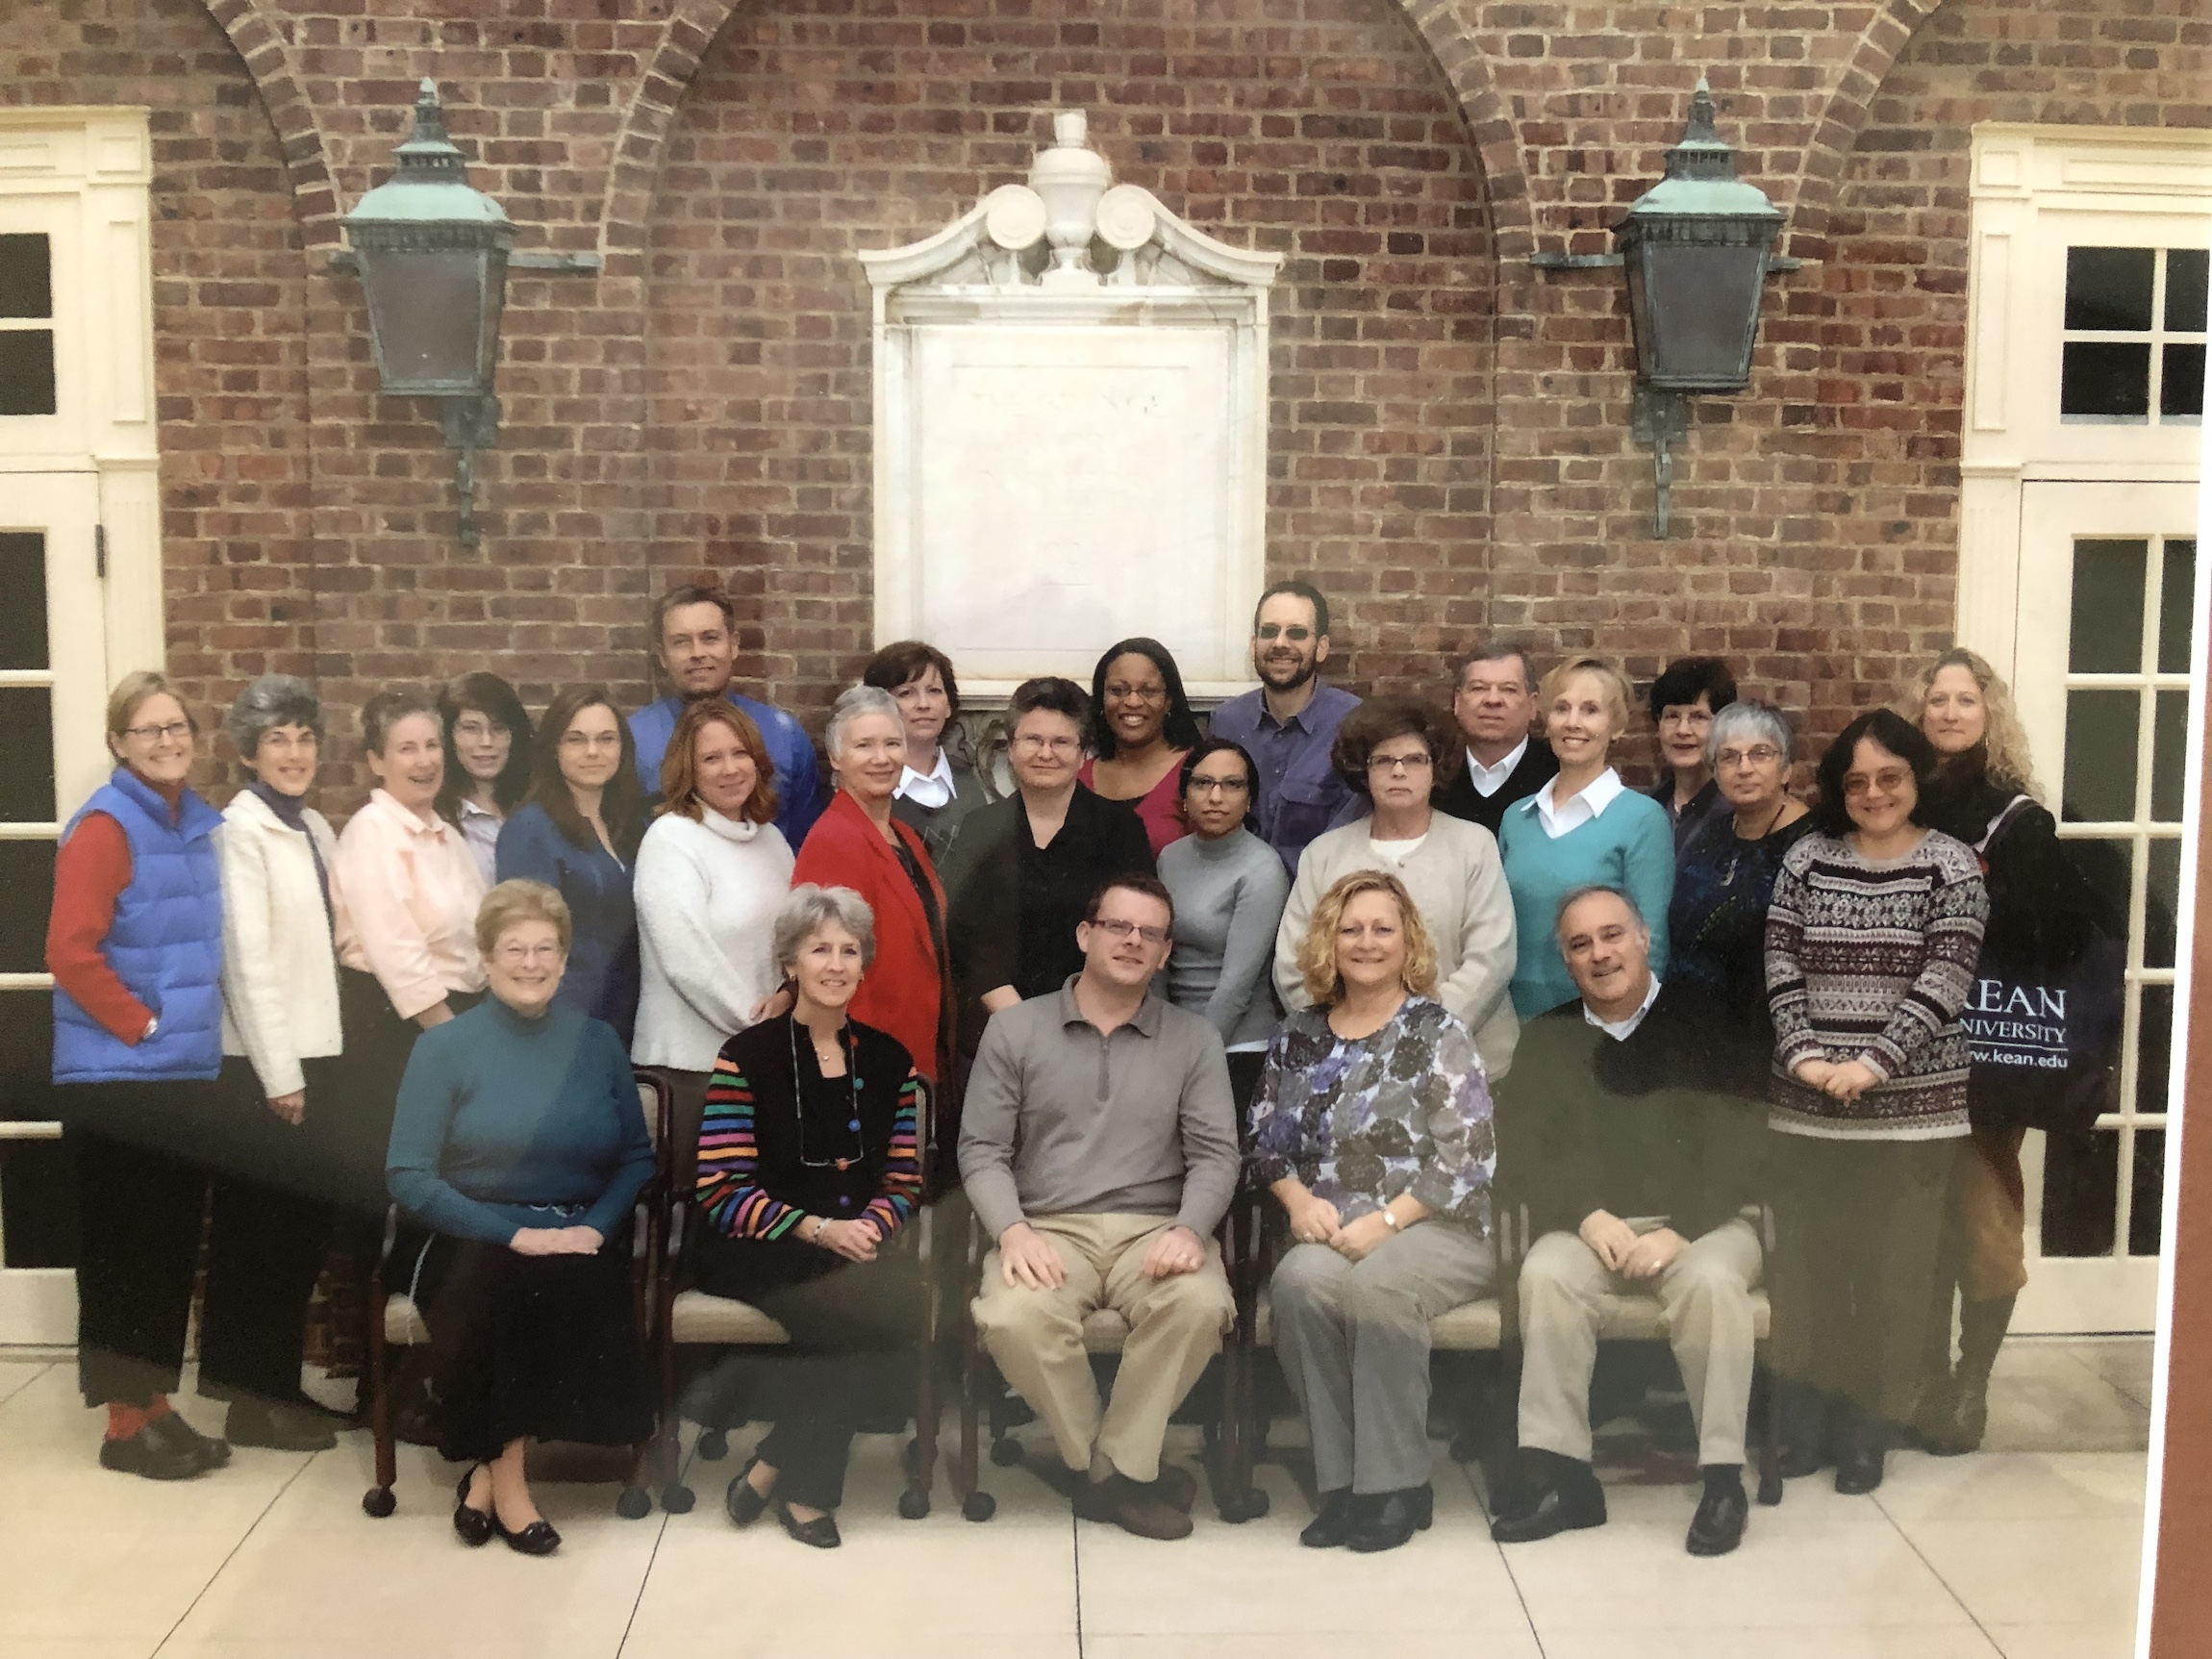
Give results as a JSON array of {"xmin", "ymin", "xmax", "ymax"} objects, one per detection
[
  {"xmin": 1831, "ymin": 1408, "xmax": 1888, "ymax": 1496},
  {"xmin": 1686, "ymin": 1478, "xmax": 1748, "ymax": 1556},
  {"xmin": 1300, "ymin": 1490, "xmax": 1354, "ymax": 1548},
  {"xmin": 98, "ymin": 1417, "xmax": 207, "ymax": 1481},
  {"xmin": 453, "ymin": 1467, "xmax": 495, "ymax": 1547},
  {"xmin": 161, "ymin": 1412, "xmax": 232, "ymax": 1470},
  {"xmin": 1346, "ymin": 1485, "xmax": 1434, "ymax": 1553},
  {"xmin": 494, "ymin": 1511, "xmax": 562, "ymax": 1556},
  {"xmin": 227, "ymin": 1399, "xmax": 339, "ymax": 1452},
  {"xmin": 776, "ymin": 1499, "xmax": 842, "ymax": 1549},
  {"xmin": 1490, "ymin": 1477, "xmax": 1606, "ymax": 1544},
  {"xmin": 725, "ymin": 1456, "xmax": 772, "ymax": 1528},
  {"xmin": 1777, "ymin": 1383, "xmax": 1832, "ymax": 1479}
]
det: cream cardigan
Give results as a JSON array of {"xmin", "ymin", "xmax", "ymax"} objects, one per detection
[{"xmin": 217, "ymin": 788, "xmax": 359, "ymax": 1098}]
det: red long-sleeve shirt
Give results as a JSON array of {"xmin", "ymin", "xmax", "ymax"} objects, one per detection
[{"xmin": 45, "ymin": 787, "xmax": 188, "ymax": 1043}]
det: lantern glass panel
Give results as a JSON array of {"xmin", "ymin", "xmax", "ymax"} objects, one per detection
[
  {"xmin": 357, "ymin": 246, "xmax": 498, "ymax": 394},
  {"xmin": 1637, "ymin": 241, "xmax": 1765, "ymax": 388}
]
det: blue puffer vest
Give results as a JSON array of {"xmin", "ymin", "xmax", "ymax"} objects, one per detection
[{"xmin": 50, "ymin": 767, "xmax": 226, "ymax": 1086}]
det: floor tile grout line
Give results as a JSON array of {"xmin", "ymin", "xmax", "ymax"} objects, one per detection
[
  {"xmin": 0, "ymin": 1359, "xmax": 55, "ymax": 1413},
  {"xmin": 1870, "ymin": 1482, "xmax": 2010, "ymax": 1659},
  {"xmin": 146, "ymin": 1445, "xmax": 321, "ymax": 1659},
  {"xmin": 611, "ymin": 1448, "xmax": 681, "ymax": 1659},
  {"xmin": 1463, "ymin": 1456, "xmax": 1549, "ymax": 1659},
  {"xmin": 1071, "ymin": 1492, "xmax": 1085, "ymax": 1659}
]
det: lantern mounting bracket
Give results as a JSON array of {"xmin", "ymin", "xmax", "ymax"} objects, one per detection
[
  {"xmin": 437, "ymin": 394, "xmax": 501, "ymax": 548},
  {"xmin": 1631, "ymin": 383, "xmax": 1690, "ymax": 539}
]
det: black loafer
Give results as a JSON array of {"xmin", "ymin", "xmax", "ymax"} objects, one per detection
[
  {"xmin": 776, "ymin": 1499, "xmax": 841, "ymax": 1549},
  {"xmin": 1686, "ymin": 1480, "xmax": 1747, "ymax": 1556},
  {"xmin": 1346, "ymin": 1485, "xmax": 1434, "ymax": 1553},
  {"xmin": 725, "ymin": 1456, "xmax": 772, "ymax": 1528},
  {"xmin": 98, "ymin": 1417, "xmax": 207, "ymax": 1481},
  {"xmin": 227, "ymin": 1399, "xmax": 338, "ymax": 1452},
  {"xmin": 1300, "ymin": 1490, "xmax": 1354, "ymax": 1548},
  {"xmin": 1490, "ymin": 1478, "xmax": 1606, "ymax": 1544},
  {"xmin": 495, "ymin": 1512, "xmax": 562, "ymax": 1556},
  {"xmin": 1834, "ymin": 1442, "xmax": 1886, "ymax": 1495},
  {"xmin": 161, "ymin": 1412, "xmax": 232, "ymax": 1470},
  {"xmin": 453, "ymin": 1467, "xmax": 495, "ymax": 1547}
]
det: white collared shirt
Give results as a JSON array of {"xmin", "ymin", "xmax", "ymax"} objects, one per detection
[
  {"xmin": 1532, "ymin": 766, "xmax": 1625, "ymax": 841},
  {"xmin": 1584, "ymin": 974, "xmax": 1662, "ymax": 1042},
  {"xmin": 1464, "ymin": 737, "xmax": 1529, "ymax": 798},
  {"xmin": 895, "ymin": 746, "xmax": 955, "ymax": 810}
]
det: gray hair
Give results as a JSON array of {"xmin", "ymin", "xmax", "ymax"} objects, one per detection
[
  {"xmin": 1705, "ymin": 699, "xmax": 1795, "ymax": 769},
  {"xmin": 226, "ymin": 673, "xmax": 323, "ymax": 763},
  {"xmin": 824, "ymin": 684, "xmax": 904, "ymax": 764},
  {"xmin": 773, "ymin": 884, "xmax": 878, "ymax": 974},
  {"xmin": 1554, "ymin": 883, "xmax": 1647, "ymax": 941}
]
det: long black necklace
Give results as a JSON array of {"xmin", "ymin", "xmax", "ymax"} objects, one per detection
[
  {"xmin": 1720, "ymin": 799, "xmax": 1791, "ymax": 886},
  {"xmin": 789, "ymin": 1018, "xmax": 866, "ymax": 1171}
]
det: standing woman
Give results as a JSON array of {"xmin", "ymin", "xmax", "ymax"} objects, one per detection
[
  {"xmin": 865, "ymin": 641, "xmax": 990, "ymax": 864},
  {"xmin": 1764, "ymin": 709, "xmax": 1988, "ymax": 1494},
  {"xmin": 336, "ymin": 689, "xmax": 490, "ymax": 1220},
  {"xmin": 496, "ymin": 686, "xmax": 645, "ymax": 1045},
  {"xmin": 209, "ymin": 674, "xmax": 361, "ymax": 1452},
  {"xmin": 436, "ymin": 673, "xmax": 534, "ymax": 888},
  {"xmin": 792, "ymin": 686, "xmax": 953, "ymax": 1089},
  {"xmin": 1158, "ymin": 739, "xmax": 1290, "ymax": 1111},
  {"xmin": 1646, "ymin": 658, "xmax": 1738, "ymax": 859},
  {"xmin": 1080, "ymin": 637, "xmax": 1203, "ymax": 858},
  {"xmin": 47, "ymin": 672, "xmax": 236, "ymax": 1476},
  {"xmin": 1910, "ymin": 648, "xmax": 2108, "ymax": 1454},
  {"xmin": 1668, "ymin": 700, "xmax": 1814, "ymax": 1095},
  {"xmin": 1497, "ymin": 658, "xmax": 1675, "ymax": 1020}
]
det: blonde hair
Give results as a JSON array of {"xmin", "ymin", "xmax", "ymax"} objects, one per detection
[
  {"xmin": 105, "ymin": 670, "xmax": 195, "ymax": 742},
  {"xmin": 1906, "ymin": 648, "xmax": 2041, "ymax": 797},
  {"xmin": 1296, "ymin": 870, "xmax": 1440, "ymax": 1007},
  {"xmin": 475, "ymin": 879, "xmax": 574, "ymax": 957},
  {"xmin": 1539, "ymin": 656, "xmax": 1633, "ymax": 736}
]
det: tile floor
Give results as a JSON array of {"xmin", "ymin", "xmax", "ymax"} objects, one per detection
[{"xmin": 0, "ymin": 1337, "xmax": 2152, "ymax": 1659}]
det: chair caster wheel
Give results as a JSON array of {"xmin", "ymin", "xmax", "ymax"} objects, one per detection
[
  {"xmin": 989, "ymin": 1437, "xmax": 1023, "ymax": 1468},
  {"xmin": 695, "ymin": 1428, "xmax": 729, "ymax": 1461},
  {"xmin": 963, "ymin": 1491, "xmax": 996, "ymax": 1522},
  {"xmin": 616, "ymin": 1486, "xmax": 652, "ymax": 1520},
  {"xmin": 1218, "ymin": 1489, "xmax": 1269, "ymax": 1523},
  {"xmin": 662, "ymin": 1484, "xmax": 696, "ymax": 1514},
  {"xmin": 361, "ymin": 1486, "xmax": 396, "ymax": 1519},
  {"xmin": 1757, "ymin": 1474, "xmax": 1784, "ymax": 1507},
  {"xmin": 898, "ymin": 1488, "xmax": 931, "ymax": 1520}
]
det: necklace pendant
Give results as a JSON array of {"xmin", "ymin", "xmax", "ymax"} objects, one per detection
[{"xmin": 835, "ymin": 1157, "xmax": 854, "ymax": 1172}]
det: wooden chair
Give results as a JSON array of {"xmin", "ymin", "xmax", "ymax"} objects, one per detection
[
  {"xmin": 650, "ymin": 1068, "xmax": 940, "ymax": 1519},
  {"xmin": 361, "ymin": 1067, "xmax": 674, "ymax": 1520}
]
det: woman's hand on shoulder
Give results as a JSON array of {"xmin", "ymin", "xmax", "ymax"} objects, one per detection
[{"xmin": 747, "ymin": 987, "xmax": 793, "ymax": 1024}]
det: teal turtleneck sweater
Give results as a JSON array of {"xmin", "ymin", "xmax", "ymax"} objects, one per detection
[{"xmin": 387, "ymin": 996, "xmax": 653, "ymax": 1244}]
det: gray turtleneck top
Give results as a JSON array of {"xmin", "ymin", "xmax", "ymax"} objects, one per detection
[{"xmin": 1157, "ymin": 825, "xmax": 1292, "ymax": 1049}]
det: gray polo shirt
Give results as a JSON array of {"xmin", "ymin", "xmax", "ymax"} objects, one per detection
[{"xmin": 958, "ymin": 977, "xmax": 1241, "ymax": 1242}]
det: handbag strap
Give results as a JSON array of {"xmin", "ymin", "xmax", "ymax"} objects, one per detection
[{"xmin": 1973, "ymin": 792, "xmax": 2037, "ymax": 861}]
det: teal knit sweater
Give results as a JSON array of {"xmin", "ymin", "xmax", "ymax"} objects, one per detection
[{"xmin": 1496, "ymin": 786, "xmax": 1676, "ymax": 1018}]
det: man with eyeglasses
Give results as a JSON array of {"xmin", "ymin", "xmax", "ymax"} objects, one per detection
[
  {"xmin": 1207, "ymin": 580, "xmax": 1363, "ymax": 876},
  {"xmin": 1437, "ymin": 641, "xmax": 1560, "ymax": 838},
  {"xmin": 961, "ymin": 873, "xmax": 1240, "ymax": 1541}
]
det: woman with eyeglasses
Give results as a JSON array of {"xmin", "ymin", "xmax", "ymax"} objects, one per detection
[
  {"xmin": 1273, "ymin": 697, "xmax": 1521, "ymax": 1085},
  {"xmin": 1667, "ymin": 700, "xmax": 1813, "ymax": 1094},
  {"xmin": 436, "ymin": 673, "xmax": 535, "ymax": 887},
  {"xmin": 495, "ymin": 686, "xmax": 646, "ymax": 1045},
  {"xmin": 1079, "ymin": 637, "xmax": 1202, "ymax": 858},
  {"xmin": 1158, "ymin": 739, "xmax": 1291, "ymax": 1110},
  {"xmin": 1646, "ymin": 657, "xmax": 1739, "ymax": 861}
]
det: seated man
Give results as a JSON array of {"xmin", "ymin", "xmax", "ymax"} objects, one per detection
[
  {"xmin": 959, "ymin": 875, "xmax": 1240, "ymax": 1541},
  {"xmin": 1489, "ymin": 884, "xmax": 1766, "ymax": 1557}
]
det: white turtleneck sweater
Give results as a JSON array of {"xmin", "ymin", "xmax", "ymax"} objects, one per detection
[{"xmin": 631, "ymin": 807, "xmax": 795, "ymax": 1071}]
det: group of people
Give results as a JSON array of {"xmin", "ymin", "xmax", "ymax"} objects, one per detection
[{"xmin": 46, "ymin": 574, "xmax": 2111, "ymax": 1562}]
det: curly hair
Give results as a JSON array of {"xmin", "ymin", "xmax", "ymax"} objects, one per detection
[
  {"xmin": 1903, "ymin": 648, "xmax": 2042, "ymax": 798},
  {"xmin": 1330, "ymin": 695, "xmax": 1462, "ymax": 799},
  {"xmin": 1295, "ymin": 870, "xmax": 1440, "ymax": 1007}
]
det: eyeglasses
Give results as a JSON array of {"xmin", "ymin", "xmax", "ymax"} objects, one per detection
[
  {"xmin": 491, "ymin": 942, "xmax": 565, "ymax": 966},
  {"xmin": 1012, "ymin": 735, "xmax": 1080, "ymax": 757},
  {"xmin": 1658, "ymin": 707, "xmax": 1714, "ymax": 730},
  {"xmin": 1843, "ymin": 768, "xmax": 1914, "ymax": 797},
  {"xmin": 124, "ymin": 721, "xmax": 192, "ymax": 744},
  {"xmin": 1254, "ymin": 624, "xmax": 1313, "ymax": 643},
  {"xmin": 1188, "ymin": 776, "xmax": 1250, "ymax": 796},
  {"xmin": 1089, "ymin": 917, "xmax": 1170, "ymax": 946},
  {"xmin": 1368, "ymin": 752, "xmax": 1433, "ymax": 774},
  {"xmin": 1715, "ymin": 745, "xmax": 1783, "ymax": 769},
  {"xmin": 1104, "ymin": 683, "xmax": 1167, "ymax": 705}
]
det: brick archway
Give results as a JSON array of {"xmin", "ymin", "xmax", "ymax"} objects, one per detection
[
  {"xmin": 1787, "ymin": 0, "xmax": 1952, "ymax": 258},
  {"xmin": 196, "ymin": 0, "xmax": 340, "ymax": 246}
]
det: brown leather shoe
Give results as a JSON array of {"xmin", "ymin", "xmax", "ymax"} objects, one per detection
[
  {"xmin": 1076, "ymin": 1472, "xmax": 1194, "ymax": 1540},
  {"xmin": 1146, "ymin": 1462, "xmax": 1197, "ymax": 1514}
]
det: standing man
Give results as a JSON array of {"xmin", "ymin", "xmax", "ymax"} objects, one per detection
[
  {"xmin": 1208, "ymin": 580, "xmax": 1361, "ymax": 877},
  {"xmin": 960, "ymin": 875, "xmax": 1240, "ymax": 1541},
  {"xmin": 629, "ymin": 585, "xmax": 822, "ymax": 849},
  {"xmin": 1437, "ymin": 641, "xmax": 1559, "ymax": 839}
]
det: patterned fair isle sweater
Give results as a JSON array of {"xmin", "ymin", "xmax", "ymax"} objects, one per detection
[{"xmin": 1762, "ymin": 828, "xmax": 1989, "ymax": 1141}]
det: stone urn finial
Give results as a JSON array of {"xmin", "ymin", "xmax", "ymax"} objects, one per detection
[{"xmin": 1029, "ymin": 111, "xmax": 1113, "ymax": 287}]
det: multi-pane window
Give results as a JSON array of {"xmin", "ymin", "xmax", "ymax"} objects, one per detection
[
  {"xmin": 0, "ymin": 233, "xmax": 57, "ymax": 418},
  {"xmin": 2060, "ymin": 245, "xmax": 2208, "ymax": 424}
]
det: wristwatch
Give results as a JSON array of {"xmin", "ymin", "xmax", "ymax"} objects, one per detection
[
  {"xmin": 141, "ymin": 1016, "xmax": 160, "ymax": 1041},
  {"xmin": 1380, "ymin": 1206, "xmax": 1401, "ymax": 1232}
]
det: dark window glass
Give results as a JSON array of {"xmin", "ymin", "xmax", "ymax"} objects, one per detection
[
  {"xmin": 2130, "ymin": 1127, "xmax": 2167, "ymax": 1259},
  {"xmin": 2151, "ymin": 689, "xmax": 2189, "ymax": 821},
  {"xmin": 2159, "ymin": 540, "xmax": 2197, "ymax": 674},
  {"xmin": 0, "ymin": 234, "xmax": 50, "ymax": 319},
  {"xmin": 2070, "ymin": 837, "xmax": 2135, "ymax": 956},
  {"xmin": 2061, "ymin": 341, "xmax": 2151, "ymax": 419},
  {"xmin": 0, "ymin": 532, "xmax": 47, "ymax": 672},
  {"xmin": 0, "ymin": 687, "xmax": 54, "ymax": 823},
  {"xmin": 0, "ymin": 330, "xmax": 57, "ymax": 417},
  {"xmin": 2062, "ymin": 690, "xmax": 2140, "ymax": 823},
  {"xmin": 2168, "ymin": 247, "xmax": 2209, "ymax": 333},
  {"xmin": 2069, "ymin": 540, "xmax": 2148, "ymax": 673},
  {"xmin": 2146, "ymin": 838, "xmax": 2180, "ymax": 971},
  {"xmin": 2041, "ymin": 1125, "xmax": 2117, "ymax": 1258},
  {"xmin": 2065, "ymin": 246, "xmax": 2156, "ymax": 332},
  {"xmin": 0, "ymin": 1140, "xmax": 77, "ymax": 1269},
  {"xmin": 0, "ymin": 838, "xmax": 54, "ymax": 975},
  {"xmin": 2162, "ymin": 343, "xmax": 2205, "ymax": 419},
  {"xmin": 2137, "ymin": 985, "xmax": 2174, "ymax": 1120}
]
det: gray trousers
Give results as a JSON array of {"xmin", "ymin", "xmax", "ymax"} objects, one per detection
[
  {"xmin": 1518, "ymin": 1216, "xmax": 1763, "ymax": 1468},
  {"xmin": 1269, "ymin": 1221, "xmax": 1497, "ymax": 1496}
]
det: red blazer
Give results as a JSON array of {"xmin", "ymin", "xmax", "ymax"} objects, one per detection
[{"xmin": 792, "ymin": 789, "xmax": 951, "ymax": 1083}]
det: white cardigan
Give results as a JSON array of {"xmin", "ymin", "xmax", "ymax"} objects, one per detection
[
  {"xmin": 631, "ymin": 808, "xmax": 794, "ymax": 1072},
  {"xmin": 217, "ymin": 789, "xmax": 358, "ymax": 1098}
]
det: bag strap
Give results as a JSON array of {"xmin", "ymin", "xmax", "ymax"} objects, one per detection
[{"xmin": 1973, "ymin": 792, "xmax": 2036, "ymax": 858}]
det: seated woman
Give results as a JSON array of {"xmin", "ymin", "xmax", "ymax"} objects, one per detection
[
  {"xmin": 386, "ymin": 880, "xmax": 655, "ymax": 1557},
  {"xmin": 692, "ymin": 885, "xmax": 925, "ymax": 1549},
  {"xmin": 1252, "ymin": 870, "xmax": 1496, "ymax": 1554}
]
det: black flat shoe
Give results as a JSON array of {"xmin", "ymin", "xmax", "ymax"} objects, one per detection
[
  {"xmin": 1490, "ymin": 1478, "xmax": 1607, "ymax": 1544},
  {"xmin": 453, "ymin": 1466, "xmax": 494, "ymax": 1547},
  {"xmin": 1346, "ymin": 1485, "xmax": 1434, "ymax": 1553},
  {"xmin": 1686, "ymin": 1479, "xmax": 1747, "ymax": 1556},
  {"xmin": 725, "ymin": 1456, "xmax": 772, "ymax": 1528},
  {"xmin": 162, "ymin": 1412, "xmax": 232, "ymax": 1470},
  {"xmin": 97, "ymin": 1417, "xmax": 206, "ymax": 1481},
  {"xmin": 1832, "ymin": 1409, "xmax": 1888, "ymax": 1496},
  {"xmin": 1300, "ymin": 1490, "xmax": 1354, "ymax": 1548},
  {"xmin": 776, "ymin": 1499, "xmax": 841, "ymax": 1549},
  {"xmin": 227, "ymin": 1399, "xmax": 338, "ymax": 1453},
  {"xmin": 494, "ymin": 1511, "xmax": 562, "ymax": 1556}
]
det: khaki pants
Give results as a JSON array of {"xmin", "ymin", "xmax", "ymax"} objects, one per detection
[
  {"xmin": 970, "ymin": 1213, "xmax": 1234, "ymax": 1485},
  {"xmin": 1518, "ymin": 1216, "xmax": 1764, "ymax": 1468}
]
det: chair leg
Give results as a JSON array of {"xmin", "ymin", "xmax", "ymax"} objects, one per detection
[
  {"xmin": 902, "ymin": 1306, "xmax": 938, "ymax": 1520},
  {"xmin": 1756, "ymin": 1357, "xmax": 1785, "ymax": 1506},
  {"xmin": 616, "ymin": 1442, "xmax": 654, "ymax": 1519},
  {"xmin": 957, "ymin": 1292, "xmax": 993, "ymax": 1521},
  {"xmin": 361, "ymin": 1275, "xmax": 396, "ymax": 1518}
]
